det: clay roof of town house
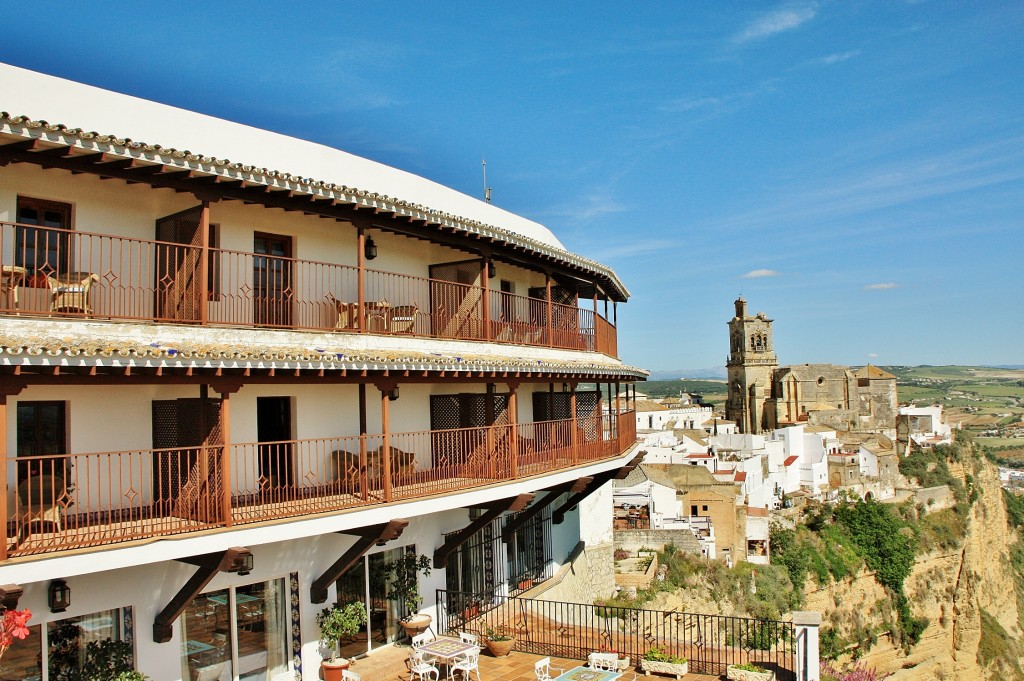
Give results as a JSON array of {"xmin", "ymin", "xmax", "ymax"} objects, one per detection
[
  {"xmin": 0, "ymin": 65, "xmax": 631, "ymax": 299},
  {"xmin": 784, "ymin": 455, "xmax": 799, "ymax": 466},
  {"xmin": 614, "ymin": 465, "xmax": 678, "ymax": 491},
  {"xmin": 635, "ymin": 399, "xmax": 669, "ymax": 412},
  {"xmin": 675, "ymin": 429, "xmax": 709, "ymax": 445},
  {"xmin": 734, "ymin": 471, "xmax": 748, "ymax": 482},
  {"xmin": 685, "ymin": 452, "xmax": 715, "ymax": 459},
  {"xmin": 854, "ymin": 364, "xmax": 896, "ymax": 379},
  {"xmin": 0, "ymin": 322, "xmax": 647, "ymax": 379},
  {"xmin": 746, "ymin": 506, "xmax": 769, "ymax": 517}
]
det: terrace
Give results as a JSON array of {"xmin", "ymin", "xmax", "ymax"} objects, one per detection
[
  {"xmin": 2, "ymin": 412, "xmax": 637, "ymax": 560},
  {"xmin": 0, "ymin": 220, "xmax": 618, "ymax": 357}
]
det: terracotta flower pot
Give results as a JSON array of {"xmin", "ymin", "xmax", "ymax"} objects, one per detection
[
  {"xmin": 321, "ymin": 658, "xmax": 350, "ymax": 681},
  {"xmin": 485, "ymin": 638, "xmax": 515, "ymax": 657},
  {"xmin": 400, "ymin": 613, "xmax": 433, "ymax": 637}
]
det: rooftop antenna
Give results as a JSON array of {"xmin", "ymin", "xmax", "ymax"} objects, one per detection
[{"xmin": 482, "ymin": 159, "xmax": 492, "ymax": 203}]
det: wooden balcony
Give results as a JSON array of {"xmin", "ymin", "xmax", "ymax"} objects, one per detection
[
  {"xmin": 1, "ymin": 412, "xmax": 636, "ymax": 560},
  {"xmin": 0, "ymin": 221, "xmax": 619, "ymax": 357}
]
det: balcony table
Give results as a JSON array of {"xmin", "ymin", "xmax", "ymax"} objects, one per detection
[
  {"xmin": 415, "ymin": 637, "xmax": 481, "ymax": 679},
  {"xmin": 552, "ymin": 666, "xmax": 622, "ymax": 681}
]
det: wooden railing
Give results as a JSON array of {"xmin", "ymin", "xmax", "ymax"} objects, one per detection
[
  {"xmin": 2, "ymin": 412, "xmax": 636, "ymax": 559},
  {"xmin": 0, "ymin": 221, "xmax": 619, "ymax": 356}
]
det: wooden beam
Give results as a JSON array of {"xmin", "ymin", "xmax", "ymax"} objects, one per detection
[
  {"xmin": 434, "ymin": 494, "xmax": 533, "ymax": 569},
  {"xmin": 0, "ymin": 584, "xmax": 23, "ymax": 610},
  {"xmin": 500, "ymin": 478, "xmax": 591, "ymax": 543},
  {"xmin": 153, "ymin": 547, "xmax": 251, "ymax": 642},
  {"xmin": 310, "ymin": 519, "xmax": 409, "ymax": 603}
]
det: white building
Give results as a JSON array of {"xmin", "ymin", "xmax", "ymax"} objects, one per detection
[
  {"xmin": 898, "ymin": 404, "xmax": 954, "ymax": 449},
  {"xmin": 0, "ymin": 64, "xmax": 644, "ymax": 681}
]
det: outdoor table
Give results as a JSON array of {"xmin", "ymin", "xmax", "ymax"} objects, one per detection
[
  {"xmin": 416, "ymin": 637, "xmax": 481, "ymax": 678},
  {"xmin": 552, "ymin": 666, "xmax": 622, "ymax": 681}
]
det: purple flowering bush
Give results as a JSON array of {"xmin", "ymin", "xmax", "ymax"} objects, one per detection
[{"xmin": 820, "ymin": 660, "xmax": 888, "ymax": 681}]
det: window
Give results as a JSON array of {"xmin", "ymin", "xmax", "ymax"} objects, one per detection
[
  {"xmin": 16, "ymin": 197, "xmax": 73, "ymax": 276},
  {"xmin": 16, "ymin": 401, "xmax": 67, "ymax": 481},
  {"xmin": 181, "ymin": 578, "xmax": 290, "ymax": 681},
  {"xmin": 48, "ymin": 608, "xmax": 132, "ymax": 680}
]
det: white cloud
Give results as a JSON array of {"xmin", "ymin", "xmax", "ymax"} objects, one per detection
[
  {"xmin": 863, "ymin": 282, "xmax": 899, "ymax": 290},
  {"xmin": 868, "ymin": 353, "xmax": 879, "ymax": 358},
  {"xmin": 816, "ymin": 50, "xmax": 861, "ymax": 65},
  {"xmin": 742, "ymin": 269, "xmax": 781, "ymax": 279},
  {"xmin": 733, "ymin": 5, "xmax": 818, "ymax": 44}
]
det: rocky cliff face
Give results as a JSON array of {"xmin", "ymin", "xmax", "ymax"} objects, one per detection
[{"xmin": 805, "ymin": 458, "xmax": 1022, "ymax": 680}]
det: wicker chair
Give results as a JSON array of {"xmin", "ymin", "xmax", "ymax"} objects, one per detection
[{"xmin": 48, "ymin": 271, "xmax": 99, "ymax": 314}]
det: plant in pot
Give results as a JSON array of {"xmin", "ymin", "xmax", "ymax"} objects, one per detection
[
  {"xmin": 640, "ymin": 646, "xmax": 688, "ymax": 679},
  {"xmin": 482, "ymin": 625, "xmax": 515, "ymax": 657},
  {"xmin": 316, "ymin": 601, "xmax": 367, "ymax": 681},
  {"xmin": 726, "ymin": 661, "xmax": 775, "ymax": 681},
  {"xmin": 382, "ymin": 553, "xmax": 432, "ymax": 636}
]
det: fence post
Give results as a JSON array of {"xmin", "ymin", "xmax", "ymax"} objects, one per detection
[{"xmin": 793, "ymin": 611, "xmax": 821, "ymax": 681}]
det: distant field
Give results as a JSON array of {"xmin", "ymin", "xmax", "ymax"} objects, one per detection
[
  {"xmin": 951, "ymin": 384, "xmax": 1024, "ymax": 398},
  {"xmin": 639, "ymin": 379, "xmax": 728, "ymax": 399},
  {"xmin": 978, "ymin": 437, "xmax": 1024, "ymax": 448}
]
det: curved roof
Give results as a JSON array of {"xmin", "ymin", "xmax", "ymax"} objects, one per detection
[{"xmin": 0, "ymin": 63, "xmax": 630, "ymax": 298}]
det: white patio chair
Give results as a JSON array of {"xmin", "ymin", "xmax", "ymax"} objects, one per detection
[
  {"xmin": 589, "ymin": 652, "xmax": 618, "ymax": 671},
  {"xmin": 451, "ymin": 650, "xmax": 481, "ymax": 681},
  {"xmin": 534, "ymin": 657, "xmax": 563, "ymax": 681},
  {"xmin": 409, "ymin": 649, "xmax": 440, "ymax": 681},
  {"xmin": 341, "ymin": 671, "xmax": 360, "ymax": 681},
  {"xmin": 459, "ymin": 631, "xmax": 479, "ymax": 646},
  {"xmin": 412, "ymin": 631, "xmax": 435, "ymax": 647}
]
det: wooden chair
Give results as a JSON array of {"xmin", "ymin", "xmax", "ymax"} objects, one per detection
[
  {"xmin": 388, "ymin": 304, "xmax": 419, "ymax": 334},
  {"xmin": 48, "ymin": 272, "xmax": 99, "ymax": 314}
]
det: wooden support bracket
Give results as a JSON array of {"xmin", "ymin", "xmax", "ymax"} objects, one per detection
[
  {"xmin": 153, "ymin": 547, "xmax": 251, "ymax": 643},
  {"xmin": 434, "ymin": 494, "xmax": 534, "ymax": 569},
  {"xmin": 310, "ymin": 519, "xmax": 409, "ymax": 604},
  {"xmin": 0, "ymin": 584, "xmax": 23, "ymax": 610},
  {"xmin": 501, "ymin": 478, "xmax": 591, "ymax": 543}
]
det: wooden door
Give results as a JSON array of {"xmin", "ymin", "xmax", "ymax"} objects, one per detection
[
  {"xmin": 253, "ymin": 233, "xmax": 293, "ymax": 327},
  {"xmin": 152, "ymin": 398, "xmax": 223, "ymax": 523},
  {"xmin": 155, "ymin": 206, "xmax": 204, "ymax": 322}
]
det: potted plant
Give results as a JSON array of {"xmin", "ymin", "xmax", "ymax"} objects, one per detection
[
  {"xmin": 482, "ymin": 625, "xmax": 515, "ymax": 657},
  {"xmin": 727, "ymin": 662, "xmax": 775, "ymax": 681},
  {"xmin": 640, "ymin": 646, "xmax": 688, "ymax": 679},
  {"xmin": 382, "ymin": 553, "xmax": 432, "ymax": 636},
  {"xmin": 316, "ymin": 601, "xmax": 367, "ymax": 681}
]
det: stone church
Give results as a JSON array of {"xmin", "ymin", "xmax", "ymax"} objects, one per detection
[{"xmin": 725, "ymin": 297, "xmax": 897, "ymax": 434}]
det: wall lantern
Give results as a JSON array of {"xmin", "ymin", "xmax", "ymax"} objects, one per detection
[
  {"xmin": 48, "ymin": 579, "xmax": 71, "ymax": 613},
  {"xmin": 364, "ymin": 236, "xmax": 378, "ymax": 261},
  {"xmin": 487, "ymin": 259, "xmax": 496, "ymax": 278},
  {"xmin": 387, "ymin": 386, "xmax": 400, "ymax": 402},
  {"xmin": 234, "ymin": 552, "xmax": 254, "ymax": 577}
]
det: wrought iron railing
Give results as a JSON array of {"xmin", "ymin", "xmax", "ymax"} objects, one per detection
[
  {"xmin": 0, "ymin": 221, "xmax": 619, "ymax": 356},
  {"xmin": 437, "ymin": 590, "xmax": 797, "ymax": 680},
  {"xmin": 1, "ymin": 411, "xmax": 637, "ymax": 559}
]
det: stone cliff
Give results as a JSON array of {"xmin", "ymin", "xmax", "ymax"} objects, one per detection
[{"xmin": 805, "ymin": 458, "xmax": 1022, "ymax": 680}]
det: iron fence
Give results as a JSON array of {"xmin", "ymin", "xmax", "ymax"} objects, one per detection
[{"xmin": 436, "ymin": 590, "xmax": 796, "ymax": 680}]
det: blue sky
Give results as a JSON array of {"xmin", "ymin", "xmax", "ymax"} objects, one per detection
[{"xmin": 2, "ymin": 2, "xmax": 1021, "ymax": 374}]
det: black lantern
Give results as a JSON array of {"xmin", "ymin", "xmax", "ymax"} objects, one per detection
[
  {"xmin": 387, "ymin": 386, "xmax": 400, "ymax": 401},
  {"xmin": 48, "ymin": 579, "xmax": 71, "ymax": 613},
  {"xmin": 235, "ymin": 552, "xmax": 254, "ymax": 576},
  {"xmin": 487, "ymin": 259, "xmax": 496, "ymax": 278},
  {"xmin": 364, "ymin": 236, "xmax": 378, "ymax": 261}
]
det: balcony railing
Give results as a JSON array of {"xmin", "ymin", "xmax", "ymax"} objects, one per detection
[
  {"xmin": 438, "ymin": 590, "xmax": 797, "ymax": 680},
  {"xmin": 1, "ymin": 412, "xmax": 636, "ymax": 559},
  {"xmin": 0, "ymin": 221, "xmax": 619, "ymax": 356}
]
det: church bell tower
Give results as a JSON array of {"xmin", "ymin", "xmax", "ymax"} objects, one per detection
[{"xmin": 725, "ymin": 297, "xmax": 778, "ymax": 434}]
